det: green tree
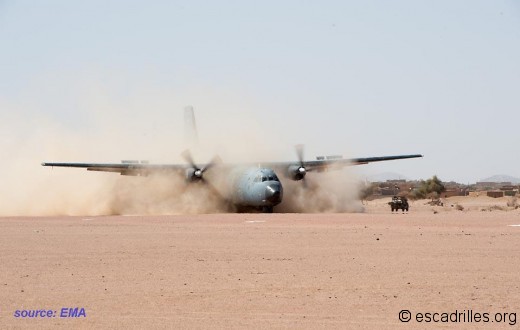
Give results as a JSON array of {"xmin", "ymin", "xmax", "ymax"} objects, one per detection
[{"xmin": 410, "ymin": 175, "xmax": 446, "ymax": 199}]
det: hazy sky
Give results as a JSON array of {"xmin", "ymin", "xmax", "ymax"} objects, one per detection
[{"xmin": 1, "ymin": 0, "xmax": 519, "ymax": 183}]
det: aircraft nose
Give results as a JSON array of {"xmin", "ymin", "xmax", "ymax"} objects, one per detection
[{"xmin": 265, "ymin": 183, "xmax": 282, "ymax": 205}]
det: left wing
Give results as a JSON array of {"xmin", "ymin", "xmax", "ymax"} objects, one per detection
[
  {"xmin": 259, "ymin": 154, "xmax": 423, "ymax": 173},
  {"xmin": 308, "ymin": 154, "xmax": 423, "ymax": 170}
]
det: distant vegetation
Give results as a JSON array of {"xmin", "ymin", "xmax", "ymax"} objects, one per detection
[
  {"xmin": 409, "ymin": 175, "xmax": 446, "ymax": 200},
  {"xmin": 359, "ymin": 182, "xmax": 378, "ymax": 201},
  {"xmin": 360, "ymin": 175, "xmax": 447, "ymax": 201}
]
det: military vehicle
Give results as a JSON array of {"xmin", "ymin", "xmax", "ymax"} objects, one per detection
[{"xmin": 389, "ymin": 196, "xmax": 409, "ymax": 212}]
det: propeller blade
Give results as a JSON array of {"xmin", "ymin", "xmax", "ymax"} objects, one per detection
[
  {"xmin": 200, "ymin": 177, "xmax": 224, "ymax": 200},
  {"xmin": 295, "ymin": 144, "xmax": 309, "ymax": 186},
  {"xmin": 201, "ymin": 155, "xmax": 222, "ymax": 173},
  {"xmin": 295, "ymin": 144, "xmax": 305, "ymax": 167},
  {"xmin": 181, "ymin": 149, "xmax": 198, "ymax": 169}
]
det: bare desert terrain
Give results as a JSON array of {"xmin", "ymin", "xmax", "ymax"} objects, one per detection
[{"xmin": 1, "ymin": 196, "xmax": 519, "ymax": 329}]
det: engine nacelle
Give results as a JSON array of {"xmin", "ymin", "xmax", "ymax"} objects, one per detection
[
  {"xmin": 185, "ymin": 168, "xmax": 203, "ymax": 182},
  {"xmin": 287, "ymin": 165, "xmax": 306, "ymax": 181}
]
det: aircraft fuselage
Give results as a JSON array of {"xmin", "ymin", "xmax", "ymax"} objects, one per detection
[{"xmin": 228, "ymin": 167, "xmax": 283, "ymax": 212}]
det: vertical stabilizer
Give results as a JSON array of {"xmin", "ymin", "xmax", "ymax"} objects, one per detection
[{"xmin": 184, "ymin": 106, "xmax": 199, "ymax": 148}]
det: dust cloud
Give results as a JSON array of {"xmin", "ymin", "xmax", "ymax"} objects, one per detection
[
  {"xmin": 104, "ymin": 173, "xmax": 231, "ymax": 215},
  {"xmin": 278, "ymin": 167, "xmax": 364, "ymax": 213},
  {"xmin": 98, "ymin": 166, "xmax": 364, "ymax": 215},
  {"xmin": 0, "ymin": 78, "xmax": 363, "ymax": 215}
]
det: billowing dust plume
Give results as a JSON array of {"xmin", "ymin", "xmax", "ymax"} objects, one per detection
[
  {"xmin": 0, "ymin": 78, "xmax": 363, "ymax": 215},
  {"xmin": 84, "ymin": 163, "xmax": 364, "ymax": 215},
  {"xmin": 277, "ymin": 167, "xmax": 364, "ymax": 213},
  {"xmin": 104, "ymin": 173, "xmax": 232, "ymax": 215}
]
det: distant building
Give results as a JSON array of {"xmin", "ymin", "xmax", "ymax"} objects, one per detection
[
  {"xmin": 379, "ymin": 187, "xmax": 398, "ymax": 196},
  {"xmin": 475, "ymin": 182, "xmax": 512, "ymax": 190},
  {"xmin": 499, "ymin": 185, "xmax": 518, "ymax": 196},
  {"xmin": 386, "ymin": 179, "xmax": 407, "ymax": 184},
  {"xmin": 487, "ymin": 191, "xmax": 504, "ymax": 198},
  {"xmin": 442, "ymin": 189, "xmax": 468, "ymax": 198}
]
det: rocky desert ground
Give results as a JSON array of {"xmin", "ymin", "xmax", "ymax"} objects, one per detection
[{"xmin": 1, "ymin": 195, "xmax": 519, "ymax": 329}]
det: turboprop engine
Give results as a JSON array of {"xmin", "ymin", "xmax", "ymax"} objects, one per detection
[
  {"xmin": 185, "ymin": 168, "xmax": 204, "ymax": 182},
  {"xmin": 287, "ymin": 144, "xmax": 308, "ymax": 184},
  {"xmin": 181, "ymin": 150, "xmax": 220, "ymax": 183},
  {"xmin": 287, "ymin": 165, "xmax": 306, "ymax": 181}
]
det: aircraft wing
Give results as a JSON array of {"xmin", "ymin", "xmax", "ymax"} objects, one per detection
[
  {"xmin": 261, "ymin": 154, "xmax": 423, "ymax": 172},
  {"xmin": 41, "ymin": 162, "xmax": 188, "ymax": 176},
  {"xmin": 308, "ymin": 154, "xmax": 423, "ymax": 170},
  {"xmin": 42, "ymin": 154, "xmax": 422, "ymax": 176}
]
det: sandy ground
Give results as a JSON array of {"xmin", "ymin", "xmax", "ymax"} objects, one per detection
[{"xmin": 1, "ymin": 196, "xmax": 520, "ymax": 329}]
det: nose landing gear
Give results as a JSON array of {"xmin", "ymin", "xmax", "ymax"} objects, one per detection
[{"xmin": 262, "ymin": 206, "xmax": 274, "ymax": 213}]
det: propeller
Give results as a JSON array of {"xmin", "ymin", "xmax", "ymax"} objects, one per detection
[
  {"xmin": 181, "ymin": 150, "xmax": 221, "ymax": 182},
  {"xmin": 292, "ymin": 144, "xmax": 308, "ymax": 186},
  {"xmin": 181, "ymin": 149, "xmax": 225, "ymax": 201}
]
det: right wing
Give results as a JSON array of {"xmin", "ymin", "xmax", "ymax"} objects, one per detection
[{"xmin": 41, "ymin": 162, "xmax": 188, "ymax": 176}]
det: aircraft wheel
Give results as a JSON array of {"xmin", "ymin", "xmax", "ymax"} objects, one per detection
[{"xmin": 262, "ymin": 206, "xmax": 273, "ymax": 213}]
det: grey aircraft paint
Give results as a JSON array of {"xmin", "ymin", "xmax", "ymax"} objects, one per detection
[{"xmin": 228, "ymin": 167, "xmax": 283, "ymax": 212}]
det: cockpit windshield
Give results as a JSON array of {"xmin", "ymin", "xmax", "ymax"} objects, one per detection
[
  {"xmin": 267, "ymin": 175, "xmax": 279, "ymax": 182},
  {"xmin": 255, "ymin": 173, "xmax": 279, "ymax": 182}
]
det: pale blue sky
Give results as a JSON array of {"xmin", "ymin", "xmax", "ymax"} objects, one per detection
[{"xmin": 1, "ymin": 0, "xmax": 519, "ymax": 183}]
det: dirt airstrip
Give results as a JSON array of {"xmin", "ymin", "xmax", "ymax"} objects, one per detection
[{"xmin": 1, "ymin": 196, "xmax": 519, "ymax": 329}]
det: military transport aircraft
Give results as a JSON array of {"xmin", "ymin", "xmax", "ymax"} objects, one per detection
[
  {"xmin": 42, "ymin": 147, "xmax": 421, "ymax": 213},
  {"xmin": 42, "ymin": 108, "xmax": 422, "ymax": 213}
]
